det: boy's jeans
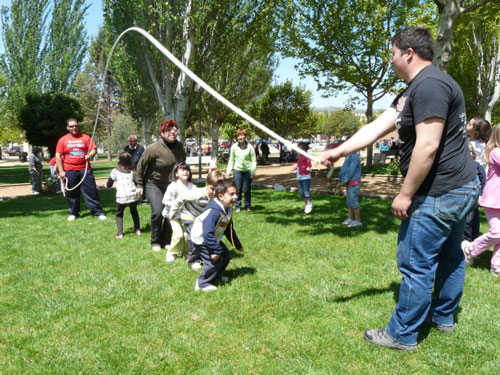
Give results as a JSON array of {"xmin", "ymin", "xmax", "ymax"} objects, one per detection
[{"xmin": 386, "ymin": 178, "xmax": 480, "ymax": 345}]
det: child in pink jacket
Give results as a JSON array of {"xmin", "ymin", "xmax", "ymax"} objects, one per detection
[{"xmin": 292, "ymin": 142, "xmax": 313, "ymax": 214}]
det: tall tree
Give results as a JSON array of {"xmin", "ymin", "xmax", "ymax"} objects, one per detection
[
  {"xmin": 44, "ymin": 0, "xmax": 89, "ymax": 93},
  {"xmin": 448, "ymin": 2, "xmax": 500, "ymax": 122},
  {"xmin": 319, "ymin": 110, "xmax": 361, "ymax": 142},
  {"xmin": 433, "ymin": 0, "xmax": 496, "ymax": 71},
  {"xmin": 252, "ymin": 81, "xmax": 316, "ymax": 139},
  {"xmin": 280, "ymin": 0, "xmax": 426, "ymax": 166},
  {"xmin": 0, "ymin": 71, "xmax": 24, "ymax": 147},
  {"xmin": 104, "ymin": 0, "xmax": 281, "ymax": 141}
]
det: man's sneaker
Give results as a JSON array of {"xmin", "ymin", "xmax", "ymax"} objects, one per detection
[
  {"xmin": 423, "ymin": 316, "xmax": 455, "ymax": 334},
  {"xmin": 491, "ymin": 268, "xmax": 500, "ymax": 277},
  {"xmin": 195, "ymin": 281, "xmax": 217, "ymax": 291},
  {"xmin": 461, "ymin": 240, "xmax": 474, "ymax": 266},
  {"xmin": 364, "ymin": 328, "xmax": 417, "ymax": 351},
  {"xmin": 219, "ymin": 275, "xmax": 229, "ymax": 283},
  {"xmin": 347, "ymin": 219, "xmax": 363, "ymax": 228},
  {"xmin": 67, "ymin": 215, "xmax": 76, "ymax": 221},
  {"xmin": 151, "ymin": 244, "xmax": 162, "ymax": 252},
  {"xmin": 189, "ymin": 260, "xmax": 203, "ymax": 271},
  {"xmin": 304, "ymin": 203, "xmax": 313, "ymax": 214},
  {"xmin": 97, "ymin": 214, "xmax": 107, "ymax": 221},
  {"xmin": 341, "ymin": 217, "xmax": 354, "ymax": 225},
  {"xmin": 166, "ymin": 253, "xmax": 175, "ymax": 263}
]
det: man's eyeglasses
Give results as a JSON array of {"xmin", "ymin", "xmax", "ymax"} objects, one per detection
[{"xmin": 68, "ymin": 125, "xmax": 79, "ymax": 128}]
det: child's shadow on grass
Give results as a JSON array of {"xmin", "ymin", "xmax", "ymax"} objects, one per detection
[{"xmin": 225, "ymin": 266, "xmax": 256, "ymax": 281}]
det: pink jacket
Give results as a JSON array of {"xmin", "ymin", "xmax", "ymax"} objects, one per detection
[
  {"xmin": 480, "ymin": 148, "xmax": 500, "ymax": 209},
  {"xmin": 293, "ymin": 155, "xmax": 311, "ymax": 175}
]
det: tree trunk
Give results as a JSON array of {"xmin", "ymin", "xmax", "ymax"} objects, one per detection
[
  {"xmin": 365, "ymin": 90, "xmax": 374, "ymax": 168},
  {"xmin": 485, "ymin": 28, "xmax": 500, "ymax": 123}
]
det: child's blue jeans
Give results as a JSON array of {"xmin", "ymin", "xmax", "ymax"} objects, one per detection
[
  {"xmin": 298, "ymin": 179, "xmax": 311, "ymax": 199},
  {"xmin": 346, "ymin": 184, "xmax": 360, "ymax": 208}
]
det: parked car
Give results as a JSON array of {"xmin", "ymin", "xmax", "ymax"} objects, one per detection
[
  {"xmin": 7, "ymin": 146, "xmax": 21, "ymax": 156},
  {"xmin": 310, "ymin": 142, "xmax": 326, "ymax": 152}
]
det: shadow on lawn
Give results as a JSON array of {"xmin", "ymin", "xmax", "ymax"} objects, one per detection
[
  {"xmin": 225, "ymin": 266, "xmax": 256, "ymax": 280},
  {"xmin": 252, "ymin": 190, "xmax": 399, "ymax": 237},
  {"xmin": 331, "ymin": 281, "xmax": 400, "ymax": 304}
]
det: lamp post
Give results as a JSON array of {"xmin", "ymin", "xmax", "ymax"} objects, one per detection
[{"xmin": 194, "ymin": 83, "xmax": 203, "ymax": 179}]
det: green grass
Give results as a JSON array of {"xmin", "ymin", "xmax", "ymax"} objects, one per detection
[
  {"xmin": 0, "ymin": 161, "xmax": 117, "ymax": 185},
  {"xmin": 1, "ymin": 189, "xmax": 499, "ymax": 374}
]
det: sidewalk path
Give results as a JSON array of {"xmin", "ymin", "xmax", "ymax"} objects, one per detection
[{"xmin": 0, "ymin": 163, "xmax": 403, "ymax": 200}]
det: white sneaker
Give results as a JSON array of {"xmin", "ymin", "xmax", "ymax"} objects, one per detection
[
  {"xmin": 151, "ymin": 244, "xmax": 162, "ymax": 252},
  {"xmin": 347, "ymin": 220, "xmax": 363, "ymax": 228},
  {"xmin": 67, "ymin": 215, "xmax": 76, "ymax": 221},
  {"xmin": 341, "ymin": 218, "xmax": 354, "ymax": 225},
  {"xmin": 166, "ymin": 253, "xmax": 175, "ymax": 263},
  {"xmin": 461, "ymin": 240, "xmax": 474, "ymax": 266},
  {"xmin": 220, "ymin": 275, "xmax": 229, "ymax": 283},
  {"xmin": 304, "ymin": 203, "xmax": 313, "ymax": 214},
  {"xmin": 97, "ymin": 214, "xmax": 107, "ymax": 220},
  {"xmin": 32, "ymin": 191, "xmax": 40, "ymax": 195},
  {"xmin": 195, "ymin": 281, "xmax": 217, "ymax": 291},
  {"xmin": 189, "ymin": 261, "xmax": 203, "ymax": 271}
]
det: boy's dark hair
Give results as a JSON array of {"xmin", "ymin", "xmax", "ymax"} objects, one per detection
[
  {"xmin": 471, "ymin": 117, "xmax": 492, "ymax": 143},
  {"xmin": 169, "ymin": 161, "xmax": 192, "ymax": 182},
  {"xmin": 297, "ymin": 142, "xmax": 309, "ymax": 152},
  {"xmin": 391, "ymin": 26, "xmax": 434, "ymax": 62},
  {"xmin": 117, "ymin": 151, "xmax": 133, "ymax": 173},
  {"xmin": 215, "ymin": 178, "xmax": 236, "ymax": 197}
]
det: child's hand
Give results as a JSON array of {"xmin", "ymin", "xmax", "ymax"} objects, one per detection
[{"xmin": 211, "ymin": 254, "xmax": 220, "ymax": 261}]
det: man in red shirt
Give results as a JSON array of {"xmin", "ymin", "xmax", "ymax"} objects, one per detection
[{"xmin": 56, "ymin": 118, "xmax": 106, "ymax": 221}]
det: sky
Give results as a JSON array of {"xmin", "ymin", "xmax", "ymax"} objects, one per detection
[{"xmin": 0, "ymin": 0, "xmax": 393, "ymax": 110}]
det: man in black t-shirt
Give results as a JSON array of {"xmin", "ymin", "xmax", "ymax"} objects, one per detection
[{"xmin": 320, "ymin": 27, "xmax": 479, "ymax": 351}]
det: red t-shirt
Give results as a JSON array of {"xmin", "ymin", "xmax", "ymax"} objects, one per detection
[{"xmin": 55, "ymin": 133, "xmax": 96, "ymax": 171}]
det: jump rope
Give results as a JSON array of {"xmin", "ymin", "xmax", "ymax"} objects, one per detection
[{"xmin": 62, "ymin": 27, "xmax": 322, "ymax": 195}]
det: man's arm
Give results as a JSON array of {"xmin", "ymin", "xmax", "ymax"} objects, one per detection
[
  {"xmin": 320, "ymin": 108, "xmax": 397, "ymax": 166},
  {"xmin": 391, "ymin": 117, "xmax": 444, "ymax": 219}
]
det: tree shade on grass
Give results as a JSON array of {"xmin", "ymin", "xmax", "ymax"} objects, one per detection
[{"xmin": 0, "ymin": 189, "xmax": 499, "ymax": 374}]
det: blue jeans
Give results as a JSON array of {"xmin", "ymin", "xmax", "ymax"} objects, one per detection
[
  {"xmin": 233, "ymin": 170, "xmax": 252, "ymax": 209},
  {"xmin": 386, "ymin": 178, "xmax": 480, "ymax": 345},
  {"xmin": 346, "ymin": 184, "xmax": 360, "ymax": 208},
  {"xmin": 297, "ymin": 179, "xmax": 311, "ymax": 199},
  {"xmin": 65, "ymin": 168, "xmax": 105, "ymax": 217}
]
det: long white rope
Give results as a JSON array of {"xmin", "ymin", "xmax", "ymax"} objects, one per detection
[{"xmin": 103, "ymin": 27, "xmax": 321, "ymax": 163}]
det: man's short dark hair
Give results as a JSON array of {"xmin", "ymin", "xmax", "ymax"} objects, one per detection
[
  {"xmin": 67, "ymin": 117, "xmax": 78, "ymax": 124},
  {"xmin": 391, "ymin": 26, "xmax": 434, "ymax": 62},
  {"xmin": 215, "ymin": 178, "xmax": 236, "ymax": 197}
]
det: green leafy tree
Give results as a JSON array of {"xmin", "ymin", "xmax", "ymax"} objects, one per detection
[
  {"xmin": 18, "ymin": 92, "xmax": 84, "ymax": 157},
  {"xmin": 109, "ymin": 112, "xmax": 141, "ymax": 154},
  {"xmin": 319, "ymin": 110, "xmax": 361, "ymax": 141},
  {"xmin": 252, "ymin": 81, "xmax": 316, "ymax": 139},
  {"xmin": 448, "ymin": 2, "xmax": 500, "ymax": 122},
  {"xmin": 280, "ymin": 0, "xmax": 427, "ymax": 166}
]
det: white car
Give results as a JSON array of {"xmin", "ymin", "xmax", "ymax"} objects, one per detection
[{"xmin": 310, "ymin": 143, "xmax": 325, "ymax": 152}]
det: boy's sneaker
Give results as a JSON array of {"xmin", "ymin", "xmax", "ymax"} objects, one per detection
[
  {"xmin": 151, "ymin": 244, "xmax": 162, "ymax": 252},
  {"xmin": 166, "ymin": 253, "xmax": 175, "ymax": 263},
  {"xmin": 461, "ymin": 240, "xmax": 474, "ymax": 266},
  {"xmin": 341, "ymin": 217, "xmax": 354, "ymax": 225},
  {"xmin": 364, "ymin": 328, "xmax": 417, "ymax": 351},
  {"xmin": 195, "ymin": 281, "xmax": 217, "ymax": 291},
  {"xmin": 347, "ymin": 219, "xmax": 362, "ymax": 228},
  {"xmin": 97, "ymin": 214, "xmax": 107, "ymax": 220},
  {"xmin": 304, "ymin": 203, "xmax": 313, "ymax": 214},
  {"xmin": 67, "ymin": 215, "xmax": 76, "ymax": 221},
  {"xmin": 189, "ymin": 260, "xmax": 203, "ymax": 271},
  {"xmin": 491, "ymin": 268, "xmax": 500, "ymax": 277}
]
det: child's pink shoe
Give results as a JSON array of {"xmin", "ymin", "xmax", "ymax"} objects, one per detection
[
  {"xmin": 135, "ymin": 229, "xmax": 142, "ymax": 236},
  {"xmin": 116, "ymin": 234, "xmax": 123, "ymax": 239}
]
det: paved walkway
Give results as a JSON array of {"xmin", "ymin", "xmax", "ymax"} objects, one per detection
[{"xmin": 0, "ymin": 161, "xmax": 403, "ymax": 200}]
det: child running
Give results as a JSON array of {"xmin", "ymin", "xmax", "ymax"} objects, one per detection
[
  {"xmin": 191, "ymin": 178, "xmax": 243, "ymax": 291},
  {"xmin": 162, "ymin": 162, "xmax": 194, "ymax": 263},
  {"xmin": 107, "ymin": 152, "xmax": 141, "ymax": 239},
  {"xmin": 462, "ymin": 124, "xmax": 500, "ymax": 277},
  {"xmin": 168, "ymin": 169, "xmax": 226, "ymax": 270},
  {"xmin": 291, "ymin": 142, "xmax": 313, "ymax": 214},
  {"xmin": 339, "ymin": 150, "xmax": 362, "ymax": 227}
]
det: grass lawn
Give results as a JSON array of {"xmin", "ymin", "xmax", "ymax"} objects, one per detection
[
  {"xmin": 0, "ymin": 161, "xmax": 117, "ymax": 185},
  {"xmin": 1, "ymin": 189, "xmax": 499, "ymax": 374}
]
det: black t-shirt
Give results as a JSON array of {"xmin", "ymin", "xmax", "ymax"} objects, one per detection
[{"xmin": 391, "ymin": 65, "xmax": 476, "ymax": 196}]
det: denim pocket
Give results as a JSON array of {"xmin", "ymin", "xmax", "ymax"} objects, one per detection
[{"xmin": 434, "ymin": 189, "xmax": 470, "ymax": 221}]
